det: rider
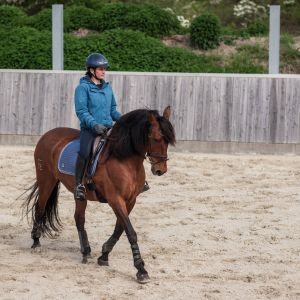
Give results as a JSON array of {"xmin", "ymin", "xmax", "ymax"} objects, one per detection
[
  {"xmin": 74, "ymin": 53, "xmax": 149, "ymax": 201},
  {"xmin": 74, "ymin": 53, "xmax": 121, "ymax": 201}
]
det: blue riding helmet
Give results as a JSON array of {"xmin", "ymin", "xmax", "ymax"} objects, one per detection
[{"xmin": 86, "ymin": 53, "xmax": 109, "ymax": 69}]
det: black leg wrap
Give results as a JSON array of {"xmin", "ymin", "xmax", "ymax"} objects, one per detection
[
  {"xmin": 31, "ymin": 224, "xmax": 42, "ymax": 239},
  {"xmin": 98, "ymin": 236, "xmax": 119, "ymax": 266},
  {"xmin": 131, "ymin": 244, "xmax": 144, "ymax": 268},
  {"xmin": 78, "ymin": 230, "xmax": 91, "ymax": 255},
  {"xmin": 31, "ymin": 224, "xmax": 42, "ymax": 248},
  {"xmin": 102, "ymin": 236, "xmax": 119, "ymax": 253}
]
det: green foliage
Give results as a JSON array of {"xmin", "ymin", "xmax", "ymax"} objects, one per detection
[
  {"xmin": 280, "ymin": 33, "xmax": 300, "ymax": 73},
  {"xmin": 26, "ymin": 8, "xmax": 53, "ymax": 31},
  {"xmin": 190, "ymin": 13, "xmax": 221, "ymax": 50},
  {"xmin": 225, "ymin": 52, "xmax": 266, "ymax": 74},
  {"xmin": 236, "ymin": 44, "xmax": 268, "ymax": 60},
  {"xmin": 246, "ymin": 20, "xmax": 268, "ymax": 36},
  {"xmin": 225, "ymin": 44, "xmax": 267, "ymax": 73},
  {"xmin": 65, "ymin": 29, "xmax": 224, "ymax": 72},
  {"xmin": 96, "ymin": 3, "xmax": 181, "ymax": 37},
  {"xmin": 64, "ymin": 6, "xmax": 98, "ymax": 31},
  {"xmin": 25, "ymin": 7, "xmax": 77, "ymax": 32},
  {"xmin": 14, "ymin": 0, "xmax": 105, "ymax": 15},
  {"xmin": 220, "ymin": 26, "xmax": 250, "ymax": 45},
  {"xmin": 0, "ymin": 5, "xmax": 28, "ymax": 27},
  {"xmin": 0, "ymin": 26, "xmax": 51, "ymax": 69},
  {"xmin": 0, "ymin": 26, "xmax": 224, "ymax": 72},
  {"xmin": 23, "ymin": 3, "xmax": 181, "ymax": 37}
]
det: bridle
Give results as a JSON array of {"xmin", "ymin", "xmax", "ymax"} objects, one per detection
[
  {"xmin": 146, "ymin": 152, "xmax": 169, "ymax": 165},
  {"xmin": 146, "ymin": 133, "xmax": 169, "ymax": 165}
]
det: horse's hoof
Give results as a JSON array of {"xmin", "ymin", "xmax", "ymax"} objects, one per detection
[
  {"xmin": 97, "ymin": 257, "xmax": 109, "ymax": 266},
  {"xmin": 31, "ymin": 241, "xmax": 41, "ymax": 249},
  {"xmin": 82, "ymin": 257, "xmax": 88, "ymax": 264},
  {"xmin": 137, "ymin": 271, "xmax": 150, "ymax": 284}
]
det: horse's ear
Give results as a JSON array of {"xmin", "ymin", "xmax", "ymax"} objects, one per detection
[
  {"xmin": 148, "ymin": 112, "xmax": 159, "ymax": 129},
  {"xmin": 163, "ymin": 106, "xmax": 171, "ymax": 120}
]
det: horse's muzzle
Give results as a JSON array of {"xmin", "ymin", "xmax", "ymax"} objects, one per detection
[{"xmin": 152, "ymin": 168, "xmax": 166, "ymax": 176}]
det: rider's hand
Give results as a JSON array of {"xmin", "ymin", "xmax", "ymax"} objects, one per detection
[{"xmin": 93, "ymin": 124, "xmax": 106, "ymax": 135}]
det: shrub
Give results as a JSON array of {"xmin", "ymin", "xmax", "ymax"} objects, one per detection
[
  {"xmin": 96, "ymin": 3, "xmax": 181, "ymax": 37},
  {"xmin": 246, "ymin": 20, "xmax": 268, "ymax": 36},
  {"xmin": 64, "ymin": 29, "xmax": 224, "ymax": 72},
  {"xmin": 18, "ymin": 0, "xmax": 106, "ymax": 15},
  {"xmin": 0, "ymin": 5, "xmax": 28, "ymax": 27},
  {"xmin": 0, "ymin": 26, "xmax": 51, "ymax": 69},
  {"xmin": 190, "ymin": 13, "xmax": 221, "ymax": 50},
  {"xmin": 26, "ymin": 8, "xmax": 72, "ymax": 32},
  {"xmin": 26, "ymin": 8, "xmax": 53, "ymax": 31},
  {"xmin": 64, "ymin": 6, "xmax": 99, "ymax": 32}
]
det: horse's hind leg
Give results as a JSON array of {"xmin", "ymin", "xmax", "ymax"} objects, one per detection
[
  {"xmin": 98, "ymin": 220, "xmax": 123, "ymax": 266},
  {"xmin": 74, "ymin": 200, "xmax": 91, "ymax": 263},
  {"xmin": 31, "ymin": 175, "xmax": 59, "ymax": 249}
]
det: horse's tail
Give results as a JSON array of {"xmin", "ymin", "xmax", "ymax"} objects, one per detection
[{"xmin": 22, "ymin": 181, "xmax": 62, "ymax": 237}]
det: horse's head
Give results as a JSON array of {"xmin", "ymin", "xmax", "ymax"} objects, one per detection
[{"xmin": 147, "ymin": 106, "xmax": 175, "ymax": 176}]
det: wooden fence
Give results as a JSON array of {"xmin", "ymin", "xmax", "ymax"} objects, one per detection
[{"xmin": 1, "ymin": 70, "xmax": 300, "ymax": 151}]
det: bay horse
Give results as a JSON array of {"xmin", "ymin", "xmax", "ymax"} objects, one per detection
[{"xmin": 23, "ymin": 106, "xmax": 175, "ymax": 283}]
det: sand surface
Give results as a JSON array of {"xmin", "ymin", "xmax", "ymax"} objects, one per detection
[{"xmin": 0, "ymin": 146, "xmax": 299, "ymax": 300}]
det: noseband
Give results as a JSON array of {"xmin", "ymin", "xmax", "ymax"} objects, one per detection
[{"xmin": 146, "ymin": 152, "xmax": 169, "ymax": 165}]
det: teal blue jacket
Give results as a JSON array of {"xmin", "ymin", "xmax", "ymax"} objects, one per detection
[{"xmin": 74, "ymin": 76, "xmax": 121, "ymax": 130}]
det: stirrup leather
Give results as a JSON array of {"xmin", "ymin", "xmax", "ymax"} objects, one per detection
[{"xmin": 74, "ymin": 183, "xmax": 86, "ymax": 201}]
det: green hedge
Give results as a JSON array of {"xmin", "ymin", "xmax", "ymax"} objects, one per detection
[
  {"xmin": 0, "ymin": 25, "xmax": 268, "ymax": 73},
  {"xmin": 0, "ymin": 26, "xmax": 223, "ymax": 72},
  {"xmin": 13, "ymin": 3, "xmax": 181, "ymax": 37},
  {"xmin": 25, "ymin": 8, "xmax": 73, "ymax": 32},
  {"xmin": 65, "ymin": 29, "xmax": 223, "ymax": 72},
  {"xmin": 64, "ymin": 6, "xmax": 99, "ymax": 31},
  {"xmin": 0, "ymin": 27, "xmax": 51, "ymax": 69},
  {"xmin": 96, "ymin": 3, "xmax": 181, "ymax": 37},
  {"xmin": 0, "ymin": 5, "xmax": 28, "ymax": 27}
]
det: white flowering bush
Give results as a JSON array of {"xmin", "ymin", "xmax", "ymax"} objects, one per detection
[
  {"xmin": 177, "ymin": 15, "xmax": 190, "ymax": 28},
  {"xmin": 283, "ymin": 0, "xmax": 295, "ymax": 5},
  {"xmin": 233, "ymin": 0, "xmax": 267, "ymax": 25},
  {"xmin": 209, "ymin": 0, "xmax": 222, "ymax": 4}
]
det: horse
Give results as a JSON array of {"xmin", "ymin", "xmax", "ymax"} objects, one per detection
[{"xmin": 23, "ymin": 106, "xmax": 175, "ymax": 283}]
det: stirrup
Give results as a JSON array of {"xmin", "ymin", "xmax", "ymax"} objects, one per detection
[
  {"xmin": 141, "ymin": 181, "xmax": 150, "ymax": 193},
  {"xmin": 74, "ymin": 184, "xmax": 86, "ymax": 201}
]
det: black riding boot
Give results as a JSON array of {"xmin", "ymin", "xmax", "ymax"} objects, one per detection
[
  {"xmin": 74, "ymin": 155, "xmax": 88, "ymax": 201},
  {"xmin": 142, "ymin": 181, "xmax": 150, "ymax": 193}
]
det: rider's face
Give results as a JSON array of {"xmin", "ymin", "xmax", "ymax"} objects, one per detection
[{"xmin": 92, "ymin": 67, "xmax": 106, "ymax": 80}]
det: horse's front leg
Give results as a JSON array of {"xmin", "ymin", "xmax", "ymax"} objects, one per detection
[
  {"xmin": 113, "ymin": 199, "xmax": 150, "ymax": 284},
  {"xmin": 74, "ymin": 199, "xmax": 91, "ymax": 263},
  {"xmin": 98, "ymin": 220, "xmax": 123, "ymax": 266}
]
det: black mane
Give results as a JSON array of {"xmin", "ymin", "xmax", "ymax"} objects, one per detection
[{"xmin": 107, "ymin": 109, "xmax": 175, "ymax": 159}]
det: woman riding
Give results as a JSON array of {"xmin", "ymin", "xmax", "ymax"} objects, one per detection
[
  {"xmin": 74, "ymin": 53, "xmax": 121, "ymax": 201},
  {"xmin": 74, "ymin": 53, "xmax": 149, "ymax": 201}
]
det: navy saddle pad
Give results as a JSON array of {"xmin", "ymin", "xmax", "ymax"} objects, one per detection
[
  {"xmin": 58, "ymin": 138, "xmax": 105, "ymax": 177},
  {"xmin": 58, "ymin": 139, "xmax": 80, "ymax": 176}
]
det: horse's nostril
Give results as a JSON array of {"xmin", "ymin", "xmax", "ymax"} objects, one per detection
[{"xmin": 156, "ymin": 170, "xmax": 162, "ymax": 176}]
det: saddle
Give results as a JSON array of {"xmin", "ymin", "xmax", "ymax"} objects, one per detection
[{"xmin": 58, "ymin": 136, "xmax": 107, "ymax": 203}]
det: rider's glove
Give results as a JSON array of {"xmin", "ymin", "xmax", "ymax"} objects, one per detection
[{"xmin": 93, "ymin": 124, "xmax": 106, "ymax": 135}]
